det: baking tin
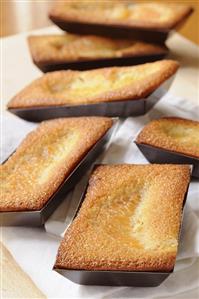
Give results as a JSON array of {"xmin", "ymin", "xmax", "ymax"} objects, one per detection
[
  {"xmin": 8, "ymin": 76, "xmax": 174, "ymax": 122},
  {"xmin": 54, "ymin": 268, "xmax": 171, "ymax": 287},
  {"xmin": 0, "ymin": 121, "xmax": 116, "ymax": 227},
  {"xmin": 33, "ymin": 51, "xmax": 168, "ymax": 73},
  {"xmin": 49, "ymin": 8, "xmax": 193, "ymax": 45},
  {"xmin": 135, "ymin": 142, "xmax": 199, "ymax": 178},
  {"xmin": 53, "ymin": 164, "xmax": 191, "ymax": 287}
]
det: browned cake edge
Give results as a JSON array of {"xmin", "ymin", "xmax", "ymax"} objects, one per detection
[
  {"xmin": 136, "ymin": 117, "xmax": 199, "ymax": 159},
  {"xmin": 54, "ymin": 164, "xmax": 190, "ymax": 272},
  {"xmin": 1, "ymin": 117, "xmax": 113, "ymax": 212}
]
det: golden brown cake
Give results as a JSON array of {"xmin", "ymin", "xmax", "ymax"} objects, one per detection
[
  {"xmin": 136, "ymin": 117, "xmax": 199, "ymax": 159},
  {"xmin": 49, "ymin": 1, "xmax": 192, "ymax": 30},
  {"xmin": 7, "ymin": 60, "xmax": 179, "ymax": 109},
  {"xmin": 28, "ymin": 33, "xmax": 167, "ymax": 65},
  {"xmin": 0, "ymin": 117, "xmax": 112, "ymax": 212},
  {"xmin": 55, "ymin": 164, "xmax": 190, "ymax": 272}
]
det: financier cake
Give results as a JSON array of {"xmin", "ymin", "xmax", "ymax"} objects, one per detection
[
  {"xmin": 49, "ymin": 1, "xmax": 192, "ymax": 31},
  {"xmin": 136, "ymin": 117, "xmax": 199, "ymax": 159},
  {"xmin": 55, "ymin": 164, "xmax": 190, "ymax": 272},
  {"xmin": 0, "ymin": 117, "xmax": 112, "ymax": 212},
  {"xmin": 7, "ymin": 60, "xmax": 179, "ymax": 109},
  {"xmin": 28, "ymin": 33, "xmax": 167, "ymax": 70}
]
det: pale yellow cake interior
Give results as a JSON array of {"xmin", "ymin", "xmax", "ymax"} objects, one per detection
[
  {"xmin": 48, "ymin": 35, "xmax": 133, "ymax": 58},
  {"xmin": 45, "ymin": 63, "xmax": 163, "ymax": 101},
  {"xmin": 161, "ymin": 122, "xmax": 199, "ymax": 147},
  {"xmin": 84, "ymin": 177, "xmax": 178, "ymax": 252}
]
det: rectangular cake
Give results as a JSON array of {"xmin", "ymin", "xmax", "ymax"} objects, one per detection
[
  {"xmin": 28, "ymin": 33, "xmax": 167, "ymax": 69},
  {"xmin": 49, "ymin": 1, "xmax": 192, "ymax": 31},
  {"xmin": 55, "ymin": 164, "xmax": 190, "ymax": 272},
  {"xmin": 136, "ymin": 117, "xmax": 199, "ymax": 159},
  {"xmin": 0, "ymin": 117, "xmax": 112, "ymax": 212},
  {"xmin": 7, "ymin": 60, "xmax": 179, "ymax": 109}
]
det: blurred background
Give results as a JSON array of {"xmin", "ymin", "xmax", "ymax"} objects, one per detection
[{"xmin": 1, "ymin": 0, "xmax": 199, "ymax": 45}]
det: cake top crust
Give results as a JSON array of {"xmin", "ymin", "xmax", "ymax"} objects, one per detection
[
  {"xmin": 8, "ymin": 60, "xmax": 179, "ymax": 108},
  {"xmin": 0, "ymin": 117, "xmax": 112, "ymax": 212},
  {"xmin": 136, "ymin": 117, "xmax": 199, "ymax": 159},
  {"xmin": 49, "ymin": 1, "xmax": 192, "ymax": 30},
  {"xmin": 55, "ymin": 164, "xmax": 190, "ymax": 272},
  {"xmin": 28, "ymin": 33, "xmax": 167, "ymax": 64}
]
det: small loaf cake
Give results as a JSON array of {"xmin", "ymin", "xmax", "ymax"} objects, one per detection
[
  {"xmin": 7, "ymin": 60, "xmax": 179, "ymax": 109},
  {"xmin": 55, "ymin": 164, "xmax": 190, "ymax": 272},
  {"xmin": 136, "ymin": 117, "xmax": 199, "ymax": 159},
  {"xmin": 0, "ymin": 117, "xmax": 112, "ymax": 212},
  {"xmin": 49, "ymin": 1, "xmax": 192, "ymax": 31},
  {"xmin": 28, "ymin": 33, "xmax": 167, "ymax": 66}
]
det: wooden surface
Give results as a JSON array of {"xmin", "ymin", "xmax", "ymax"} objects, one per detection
[{"xmin": 0, "ymin": 0, "xmax": 199, "ymax": 45}]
